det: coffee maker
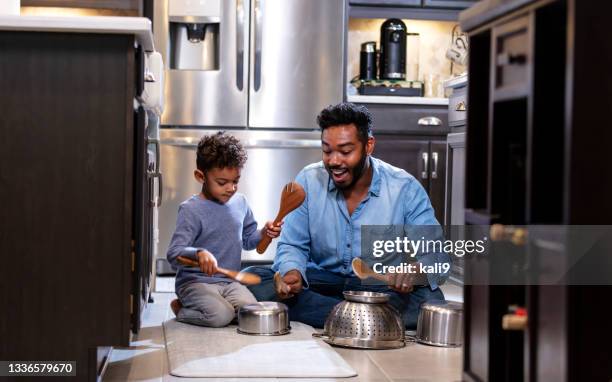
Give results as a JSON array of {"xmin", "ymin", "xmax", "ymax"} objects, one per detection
[{"xmin": 379, "ymin": 19, "xmax": 407, "ymax": 80}]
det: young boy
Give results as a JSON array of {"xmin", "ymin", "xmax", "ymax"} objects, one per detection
[{"xmin": 166, "ymin": 132, "xmax": 282, "ymax": 327}]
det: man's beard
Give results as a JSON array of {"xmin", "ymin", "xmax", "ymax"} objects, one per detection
[{"xmin": 327, "ymin": 152, "xmax": 369, "ymax": 190}]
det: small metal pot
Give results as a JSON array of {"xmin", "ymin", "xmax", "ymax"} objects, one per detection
[
  {"xmin": 415, "ymin": 300, "xmax": 463, "ymax": 347},
  {"xmin": 237, "ymin": 301, "xmax": 290, "ymax": 336}
]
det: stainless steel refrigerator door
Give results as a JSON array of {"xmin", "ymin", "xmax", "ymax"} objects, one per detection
[
  {"xmin": 154, "ymin": 0, "xmax": 250, "ymax": 127},
  {"xmin": 248, "ymin": 0, "xmax": 345, "ymax": 129},
  {"xmin": 158, "ymin": 129, "xmax": 323, "ymax": 263}
]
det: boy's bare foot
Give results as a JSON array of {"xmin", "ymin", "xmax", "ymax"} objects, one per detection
[{"xmin": 170, "ymin": 299, "xmax": 182, "ymax": 316}]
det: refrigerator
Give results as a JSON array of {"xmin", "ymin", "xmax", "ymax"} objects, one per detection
[{"xmin": 152, "ymin": 0, "xmax": 346, "ymax": 272}]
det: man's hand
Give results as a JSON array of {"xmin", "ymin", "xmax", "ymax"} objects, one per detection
[
  {"xmin": 274, "ymin": 269, "xmax": 303, "ymax": 299},
  {"xmin": 387, "ymin": 272, "xmax": 415, "ymax": 294},
  {"xmin": 197, "ymin": 250, "xmax": 218, "ymax": 276},
  {"xmin": 264, "ymin": 220, "xmax": 283, "ymax": 239},
  {"xmin": 386, "ymin": 263, "xmax": 431, "ymax": 293}
]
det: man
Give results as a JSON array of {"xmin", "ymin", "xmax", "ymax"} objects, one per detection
[{"xmin": 246, "ymin": 102, "xmax": 450, "ymax": 329}]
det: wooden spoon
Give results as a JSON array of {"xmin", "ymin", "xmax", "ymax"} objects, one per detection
[
  {"xmin": 351, "ymin": 258, "xmax": 389, "ymax": 283},
  {"xmin": 177, "ymin": 255, "xmax": 261, "ymax": 285},
  {"xmin": 256, "ymin": 181, "xmax": 306, "ymax": 254}
]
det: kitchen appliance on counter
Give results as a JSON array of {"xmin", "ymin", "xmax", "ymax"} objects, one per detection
[
  {"xmin": 355, "ymin": 21, "xmax": 422, "ymax": 97},
  {"xmin": 357, "ymin": 79, "xmax": 423, "ymax": 97},
  {"xmin": 380, "ymin": 19, "xmax": 407, "ymax": 80},
  {"xmin": 153, "ymin": 0, "xmax": 344, "ymax": 272},
  {"xmin": 359, "ymin": 41, "xmax": 377, "ymax": 81}
]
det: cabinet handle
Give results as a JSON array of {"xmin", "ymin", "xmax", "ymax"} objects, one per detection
[
  {"xmin": 431, "ymin": 152, "xmax": 438, "ymax": 179},
  {"xmin": 497, "ymin": 52, "xmax": 527, "ymax": 66},
  {"xmin": 418, "ymin": 116, "xmax": 442, "ymax": 126},
  {"xmin": 490, "ymin": 224, "xmax": 528, "ymax": 246},
  {"xmin": 421, "ymin": 152, "xmax": 428, "ymax": 179},
  {"xmin": 455, "ymin": 101, "xmax": 466, "ymax": 111}
]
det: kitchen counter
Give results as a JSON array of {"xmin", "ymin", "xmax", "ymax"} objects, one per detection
[
  {"xmin": 0, "ymin": 15, "xmax": 154, "ymax": 51},
  {"xmin": 459, "ymin": 0, "xmax": 540, "ymax": 32},
  {"xmin": 443, "ymin": 73, "xmax": 468, "ymax": 90},
  {"xmin": 348, "ymin": 94, "xmax": 449, "ymax": 106}
]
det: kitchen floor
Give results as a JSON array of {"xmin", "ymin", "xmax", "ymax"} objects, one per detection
[{"xmin": 103, "ymin": 279, "xmax": 463, "ymax": 382}]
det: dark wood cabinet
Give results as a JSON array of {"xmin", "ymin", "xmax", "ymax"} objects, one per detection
[
  {"xmin": 423, "ymin": 0, "xmax": 478, "ymax": 9},
  {"xmin": 349, "ymin": 0, "xmax": 477, "ymax": 9},
  {"xmin": 348, "ymin": 0, "xmax": 474, "ymax": 20},
  {"xmin": 374, "ymin": 135, "xmax": 447, "ymax": 224},
  {"xmin": 445, "ymin": 132, "xmax": 465, "ymax": 226},
  {"xmin": 461, "ymin": 0, "xmax": 612, "ymax": 381},
  {"xmin": 0, "ymin": 30, "xmax": 150, "ymax": 381}
]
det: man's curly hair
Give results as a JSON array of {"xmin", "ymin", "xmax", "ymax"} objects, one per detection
[{"xmin": 196, "ymin": 132, "xmax": 247, "ymax": 172}]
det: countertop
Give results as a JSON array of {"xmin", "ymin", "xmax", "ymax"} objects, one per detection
[
  {"xmin": 443, "ymin": 73, "xmax": 468, "ymax": 89},
  {"xmin": 348, "ymin": 94, "xmax": 449, "ymax": 106},
  {"xmin": 0, "ymin": 15, "xmax": 154, "ymax": 51},
  {"xmin": 459, "ymin": 0, "xmax": 540, "ymax": 32}
]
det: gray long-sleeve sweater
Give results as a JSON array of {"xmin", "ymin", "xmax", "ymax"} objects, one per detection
[{"xmin": 166, "ymin": 193, "xmax": 262, "ymax": 290}]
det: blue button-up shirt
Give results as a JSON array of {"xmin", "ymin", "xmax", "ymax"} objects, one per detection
[{"xmin": 272, "ymin": 156, "xmax": 450, "ymax": 290}]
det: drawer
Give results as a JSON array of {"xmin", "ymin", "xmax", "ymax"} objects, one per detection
[
  {"xmin": 448, "ymin": 86, "xmax": 467, "ymax": 127},
  {"xmin": 493, "ymin": 16, "xmax": 531, "ymax": 99}
]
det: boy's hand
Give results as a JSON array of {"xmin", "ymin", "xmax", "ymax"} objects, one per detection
[
  {"xmin": 196, "ymin": 250, "xmax": 218, "ymax": 276},
  {"xmin": 264, "ymin": 220, "xmax": 283, "ymax": 239}
]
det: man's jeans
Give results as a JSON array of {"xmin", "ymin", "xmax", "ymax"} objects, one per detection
[{"xmin": 244, "ymin": 266, "xmax": 445, "ymax": 329}]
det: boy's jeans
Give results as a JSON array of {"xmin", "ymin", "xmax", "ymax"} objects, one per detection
[
  {"xmin": 244, "ymin": 266, "xmax": 445, "ymax": 329},
  {"xmin": 176, "ymin": 281, "xmax": 256, "ymax": 327}
]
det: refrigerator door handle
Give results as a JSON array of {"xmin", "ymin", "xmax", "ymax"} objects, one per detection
[
  {"xmin": 161, "ymin": 137, "xmax": 321, "ymax": 149},
  {"xmin": 152, "ymin": 171, "xmax": 163, "ymax": 207},
  {"xmin": 236, "ymin": 0, "xmax": 245, "ymax": 91},
  {"xmin": 253, "ymin": 0, "xmax": 263, "ymax": 92}
]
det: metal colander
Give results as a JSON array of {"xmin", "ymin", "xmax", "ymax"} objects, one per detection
[{"xmin": 312, "ymin": 291, "xmax": 405, "ymax": 349}]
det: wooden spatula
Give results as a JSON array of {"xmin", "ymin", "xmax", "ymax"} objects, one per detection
[
  {"xmin": 256, "ymin": 181, "xmax": 306, "ymax": 254},
  {"xmin": 176, "ymin": 255, "xmax": 261, "ymax": 285},
  {"xmin": 351, "ymin": 258, "xmax": 389, "ymax": 283}
]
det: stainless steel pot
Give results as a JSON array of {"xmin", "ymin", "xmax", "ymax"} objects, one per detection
[
  {"xmin": 416, "ymin": 300, "xmax": 463, "ymax": 347},
  {"xmin": 313, "ymin": 291, "xmax": 405, "ymax": 349},
  {"xmin": 237, "ymin": 302, "xmax": 290, "ymax": 336}
]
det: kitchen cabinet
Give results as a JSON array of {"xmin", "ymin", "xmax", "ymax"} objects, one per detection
[
  {"xmin": 349, "ymin": 0, "xmax": 477, "ymax": 8},
  {"xmin": 461, "ymin": 0, "xmax": 612, "ymax": 381},
  {"xmin": 423, "ymin": 0, "xmax": 478, "ymax": 8},
  {"xmin": 354, "ymin": 102, "xmax": 449, "ymax": 224},
  {"xmin": 348, "ymin": 0, "xmax": 477, "ymax": 20},
  {"xmin": 21, "ymin": 0, "xmax": 142, "ymax": 12},
  {"xmin": 445, "ymin": 132, "xmax": 465, "ymax": 226},
  {"xmin": 374, "ymin": 135, "xmax": 446, "ymax": 224},
  {"xmin": 0, "ymin": 19, "xmax": 155, "ymax": 381}
]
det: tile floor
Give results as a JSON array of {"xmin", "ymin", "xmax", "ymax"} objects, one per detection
[{"xmin": 103, "ymin": 279, "xmax": 463, "ymax": 382}]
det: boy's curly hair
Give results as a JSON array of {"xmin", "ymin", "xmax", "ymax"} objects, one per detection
[{"xmin": 196, "ymin": 132, "xmax": 247, "ymax": 172}]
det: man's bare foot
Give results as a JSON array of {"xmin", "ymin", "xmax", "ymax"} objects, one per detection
[{"xmin": 170, "ymin": 299, "xmax": 182, "ymax": 316}]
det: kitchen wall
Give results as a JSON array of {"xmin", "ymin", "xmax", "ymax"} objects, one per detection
[{"xmin": 347, "ymin": 18, "xmax": 466, "ymax": 96}]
